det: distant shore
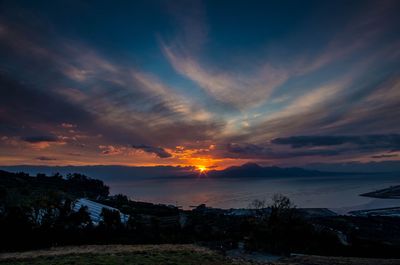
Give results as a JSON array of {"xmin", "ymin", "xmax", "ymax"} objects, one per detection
[{"xmin": 361, "ymin": 185, "xmax": 400, "ymax": 199}]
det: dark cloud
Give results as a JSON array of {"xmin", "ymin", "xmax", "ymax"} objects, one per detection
[
  {"xmin": 272, "ymin": 135, "xmax": 400, "ymax": 150},
  {"xmin": 131, "ymin": 144, "xmax": 172, "ymax": 158},
  {"xmin": 224, "ymin": 143, "xmax": 340, "ymax": 159},
  {"xmin": 227, "ymin": 143, "xmax": 270, "ymax": 157},
  {"xmin": 371, "ymin": 154, "xmax": 398, "ymax": 159},
  {"xmin": 36, "ymin": 156, "xmax": 57, "ymax": 161},
  {"xmin": 22, "ymin": 135, "xmax": 58, "ymax": 143},
  {"xmin": 220, "ymin": 135, "xmax": 400, "ymax": 161},
  {"xmin": 0, "ymin": 73, "xmax": 94, "ymax": 136},
  {"xmin": 278, "ymin": 149, "xmax": 341, "ymax": 158},
  {"xmin": 272, "ymin": 136, "xmax": 353, "ymax": 147}
]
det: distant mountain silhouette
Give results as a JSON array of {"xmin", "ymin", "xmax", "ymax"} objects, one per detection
[
  {"xmin": 0, "ymin": 163, "xmax": 368, "ymax": 181},
  {"xmin": 0, "ymin": 165, "xmax": 193, "ymax": 181},
  {"xmin": 205, "ymin": 163, "xmax": 330, "ymax": 178}
]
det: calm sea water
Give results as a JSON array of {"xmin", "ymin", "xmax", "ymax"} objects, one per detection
[{"xmin": 106, "ymin": 174, "xmax": 400, "ymax": 212}]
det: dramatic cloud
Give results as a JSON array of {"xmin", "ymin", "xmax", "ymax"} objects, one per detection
[
  {"xmin": 0, "ymin": 73, "xmax": 93, "ymax": 134},
  {"xmin": 162, "ymin": 45, "xmax": 288, "ymax": 109},
  {"xmin": 0, "ymin": 1, "xmax": 399, "ymax": 168},
  {"xmin": 131, "ymin": 144, "xmax": 172, "ymax": 158},
  {"xmin": 272, "ymin": 135, "xmax": 400, "ymax": 150},
  {"xmin": 22, "ymin": 135, "xmax": 59, "ymax": 143},
  {"xmin": 223, "ymin": 143, "xmax": 340, "ymax": 160},
  {"xmin": 0, "ymin": 21, "xmax": 222, "ymax": 149}
]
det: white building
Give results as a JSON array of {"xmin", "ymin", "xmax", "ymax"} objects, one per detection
[{"xmin": 73, "ymin": 198, "xmax": 129, "ymax": 224}]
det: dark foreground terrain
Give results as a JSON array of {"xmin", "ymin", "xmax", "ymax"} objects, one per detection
[
  {"xmin": 2, "ymin": 170, "xmax": 400, "ymax": 259},
  {"xmin": 1, "ymin": 245, "xmax": 399, "ymax": 265}
]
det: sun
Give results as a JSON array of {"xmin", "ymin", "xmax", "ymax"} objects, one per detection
[{"xmin": 197, "ymin": 165, "xmax": 207, "ymax": 173}]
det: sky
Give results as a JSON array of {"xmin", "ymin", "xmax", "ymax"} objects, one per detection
[{"xmin": 0, "ymin": 0, "xmax": 400, "ymax": 170}]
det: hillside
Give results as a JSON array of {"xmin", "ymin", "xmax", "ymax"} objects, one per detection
[{"xmin": 0, "ymin": 170, "xmax": 109, "ymax": 205}]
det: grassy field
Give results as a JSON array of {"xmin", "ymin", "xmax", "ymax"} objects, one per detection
[
  {"xmin": 1, "ymin": 245, "xmax": 400, "ymax": 265},
  {"xmin": 0, "ymin": 252, "xmax": 235, "ymax": 265},
  {"xmin": 0, "ymin": 245, "xmax": 241, "ymax": 265}
]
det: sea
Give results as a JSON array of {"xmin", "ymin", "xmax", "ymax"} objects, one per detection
[{"xmin": 106, "ymin": 173, "xmax": 400, "ymax": 213}]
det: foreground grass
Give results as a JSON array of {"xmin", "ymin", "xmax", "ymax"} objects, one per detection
[
  {"xmin": 2, "ymin": 245, "xmax": 400, "ymax": 265},
  {"xmin": 0, "ymin": 251, "xmax": 234, "ymax": 265},
  {"xmin": 0, "ymin": 245, "xmax": 239, "ymax": 265}
]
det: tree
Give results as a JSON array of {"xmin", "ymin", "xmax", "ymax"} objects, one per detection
[
  {"xmin": 248, "ymin": 199, "xmax": 267, "ymax": 218},
  {"xmin": 270, "ymin": 194, "xmax": 295, "ymax": 216},
  {"xmin": 245, "ymin": 194, "xmax": 300, "ymax": 254},
  {"xmin": 0, "ymin": 186, "xmax": 7, "ymax": 206},
  {"xmin": 51, "ymin": 172, "xmax": 63, "ymax": 180},
  {"xmin": 268, "ymin": 193, "xmax": 296, "ymax": 226},
  {"xmin": 110, "ymin": 194, "xmax": 130, "ymax": 204},
  {"xmin": 69, "ymin": 206, "xmax": 92, "ymax": 228},
  {"xmin": 100, "ymin": 208, "xmax": 122, "ymax": 229}
]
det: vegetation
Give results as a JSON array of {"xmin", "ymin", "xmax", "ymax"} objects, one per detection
[
  {"xmin": 1, "ymin": 245, "xmax": 399, "ymax": 265},
  {"xmin": 98, "ymin": 194, "xmax": 179, "ymax": 217},
  {"xmin": 0, "ymin": 252, "xmax": 235, "ymax": 265},
  {"xmin": 0, "ymin": 245, "xmax": 236, "ymax": 265},
  {"xmin": 0, "ymin": 170, "xmax": 109, "ymax": 206},
  {"xmin": 240, "ymin": 195, "xmax": 342, "ymax": 256}
]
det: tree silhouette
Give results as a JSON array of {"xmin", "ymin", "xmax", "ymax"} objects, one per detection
[{"xmin": 100, "ymin": 208, "xmax": 122, "ymax": 230}]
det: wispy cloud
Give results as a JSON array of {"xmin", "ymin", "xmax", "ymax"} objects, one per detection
[{"xmin": 162, "ymin": 44, "xmax": 288, "ymax": 109}]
